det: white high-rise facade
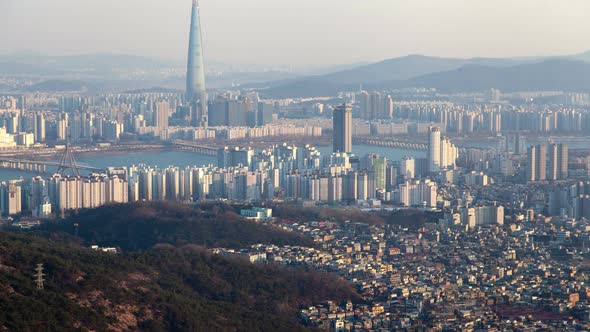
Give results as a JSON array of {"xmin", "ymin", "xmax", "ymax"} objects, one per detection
[
  {"xmin": 428, "ymin": 126, "xmax": 457, "ymax": 173},
  {"xmin": 428, "ymin": 126, "xmax": 441, "ymax": 173}
]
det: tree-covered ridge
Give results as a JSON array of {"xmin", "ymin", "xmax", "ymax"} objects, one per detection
[
  {"xmin": 41, "ymin": 201, "xmax": 314, "ymax": 251},
  {"xmin": 0, "ymin": 232, "xmax": 358, "ymax": 331}
]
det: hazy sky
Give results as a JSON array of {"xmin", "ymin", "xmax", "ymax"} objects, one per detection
[{"xmin": 2, "ymin": 0, "xmax": 590, "ymax": 66}]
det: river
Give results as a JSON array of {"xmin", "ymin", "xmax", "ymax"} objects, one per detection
[{"xmin": 0, "ymin": 144, "xmax": 425, "ymax": 183}]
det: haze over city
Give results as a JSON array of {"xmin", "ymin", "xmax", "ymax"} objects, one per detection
[
  {"xmin": 3, "ymin": 1, "xmax": 590, "ymax": 331},
  {"xmin": 2, "ymin": 0, "xmax": 590, "ymax": 66}
]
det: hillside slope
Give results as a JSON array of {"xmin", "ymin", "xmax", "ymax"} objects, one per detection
[
  {"xmin": 0, "ymin": 231, "xmax": 358, "ymax": 331},
  {"xmin": 41, "ymin": 201, "xmax": 314, "ymax": 251}
]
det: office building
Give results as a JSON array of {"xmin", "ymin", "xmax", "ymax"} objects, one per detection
[
  {"xmin": 34, "ymin": 112, "xmax": 45, "ymax": 142},
  {"xmin": 333, "ymin": 104, "xmax": 352, "ymax": 153}
]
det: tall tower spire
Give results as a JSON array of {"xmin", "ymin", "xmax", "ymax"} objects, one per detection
[{"xmin": 186, "ymin": 0, "xmax": 207, "ymax": 126}]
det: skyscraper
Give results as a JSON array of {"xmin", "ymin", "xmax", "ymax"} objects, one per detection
[
  {"xmin": 34, "ymin": 112, "xmax": 45, "ymax": 142},
  {"xmin": 186, "ymin": 0, "xmax": 207, "ymax": 126},
  {"xmin": 333, "ymin": 104, "xmax": 352, "ymax": 153}
]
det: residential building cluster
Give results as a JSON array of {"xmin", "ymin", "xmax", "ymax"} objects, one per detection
[
  {"xmin": 0, "ymin": 111, "xmax": 45, "ymax": 148},
  {"xmin": 215, "ymin": 209, "xmax": 590, "ymax": 330},
  {"xmin": 527, "ymin": 143, "xmax": 569, "ymax": 182},
  {"xmin": 0, "ymin": 92, "xmax": 285, "ymax": 144},
  {"xmin": 1, "ymin": 173, "xmax": 128, "ymax": 217},
  {"xmin": 393, "ymin": 102, "xmax": 590, "ymax": 134},
  {"xmin": 1, "ymin": 138, "xmax": 458, "ymax": 216},
  {"xmin": 356, "ymin": 91, "xmax": 394, "ymax": 120}
]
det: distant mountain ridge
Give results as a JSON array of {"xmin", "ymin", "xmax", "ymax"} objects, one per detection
[
  {"xmin": 399, "ymin": 59, "xmax": 590, "ymax": 93},
  {"xmin": 0, "ymin": 52, "xmax": 178, "ymax": 73},
  {"xmin": 310, "ymin": 55, "xmax": 524, "ymax": 84},
  {"xmin": 4, "ymin": 50, "xmax": 590, "ymax": 95},
  {"xmin": 0, "ymin": 52, "xmax": 306, "ymax": 91},
  {"xmin": 259, "ymin": 50, "xmax": 590, "ymax": 98}
]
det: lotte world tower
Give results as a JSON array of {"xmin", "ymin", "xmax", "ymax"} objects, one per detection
[{"xmin": 186, "ymin": 0, "xmax": 208, "ymax": 126}]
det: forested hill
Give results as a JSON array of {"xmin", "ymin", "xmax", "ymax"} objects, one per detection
[
  {"xmin": 40, "ymin": 201, "xmax": 314, "ymax": 251},
  {"xmin": 0, "ymin": 231, "xmax": 358, "ymax": 331}
]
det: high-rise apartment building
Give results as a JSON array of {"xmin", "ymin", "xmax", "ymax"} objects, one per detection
[
  {"xmin": 527, "ymin": 144, "xmax": 547, "ymax": 182},
  {"xmin": 227, "ymin": 100, "xmax": 247, "ymax": 127},
  {"xmin": 526, "ymin": 146, "xmax": 536, "ymax": 182},
  {"xmin": 6, "ymin": 113, "xmax": 19, "ymax": 134},
  {"xmin": 397, "ymin": 179, "xmax": 437, "ymax": 208},
  {"xmin": 57, "ymin": 113, "xmax": 68, "ymax": 141},
  {"xmin": 357, "ymin": 91, "xmax": 393, "ymax": 120},
  {"xmin": 257, "ymin": 102, "xmax": 274, "ymax": 126},
  {"xmin": 440, "ymin": 137, "xmax": 458, "ymax": 169},
  {"xmin": 548, "ymin": 143, "xmax": 568, "ymax": 180},
  {"xmin": 0, "ymin": 180, "xmax": 22, "ymax": 216},
  {"xmin": 536, "ymin": 144, "xmax": 547, "ymax": 181},
  {"xmin": 427, "ymin": 126, "xmax": 457, "ymax": 173},
  {"xmin": 333, "ymin": 104, "xmax": 352, "ymax": 153},
  {"xmin": 400, "ymin": 157, "xmax": 416, "ymax": 180},
  {"xmin": 428, "ymin": 126, "xmax": 441, "ymax": 173},
  {"xmin": 43, "ymin": 174, "xmax": 129, "ymax": 213},
  {"xmin": 155, "ymin": 101, "xmax": 170, "ymax": 129}
]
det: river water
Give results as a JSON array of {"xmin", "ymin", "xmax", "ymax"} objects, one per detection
[{"xmin": 0, "ymin": 144, "xmax": 426, "ymax": 182}]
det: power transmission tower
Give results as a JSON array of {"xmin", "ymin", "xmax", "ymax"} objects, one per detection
[
  {"xmin": 57, "ymin": 134, "xmax": 81, "ymax": 177},
  {"xmin": 34, "ymin": 263, "xmax": 45, "ymax": 290}
]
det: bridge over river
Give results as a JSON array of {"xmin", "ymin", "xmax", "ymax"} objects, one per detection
[{"xmin": 0, "ymin": 158, "xmax": 103, "ymax": 174}]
